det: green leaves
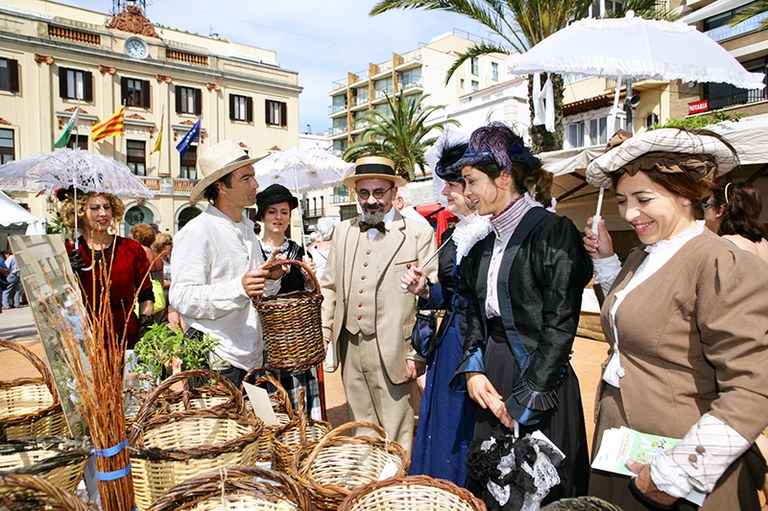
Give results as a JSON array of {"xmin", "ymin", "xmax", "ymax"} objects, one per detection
[{"xmin": 134, "ymin": 323, "xmax": 220, "ymax": 381}]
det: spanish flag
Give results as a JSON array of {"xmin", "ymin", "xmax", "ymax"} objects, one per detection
[{"xmin": 91, "ymin": 106, "xmax": 125, "ymax": 142}]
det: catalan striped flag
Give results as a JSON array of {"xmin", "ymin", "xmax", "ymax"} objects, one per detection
[{"xmin": 91, "ymin": 106, "xmax": 125, "ymax": 142}]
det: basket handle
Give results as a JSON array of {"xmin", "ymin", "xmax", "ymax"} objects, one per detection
[
  {"xmin": 260, "ymin": 258, "xmax": 322, "ymax": 296},
  {"xmin": 129, "ymin": 368, "xmax": 243, "ymax": 442},
  {"xmin": 0, "ymin": 339, "xmax": 59, "ymax": 402},
  {"xmin": 240, "ymin": 366, "xmax": 294, "ymax": 419},
  {"xmin": 302, "ymin": 420, "xmax": 388, "ymax": 467}
]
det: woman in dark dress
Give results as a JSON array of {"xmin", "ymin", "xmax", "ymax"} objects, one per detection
[
  {"xmin": 452, "ymin": 123, "xmax": 592, "ymax": 508},
  {"xmin": 402, "ymin": 139, "xmax": 491, "ymax": 485},
  {"xmin": 255, "ymin": 184, "xmax": 322, "ymax": 420},
  {"xmin": 60, "ymin": 190, "xmax": 153, "ymax": 349}
]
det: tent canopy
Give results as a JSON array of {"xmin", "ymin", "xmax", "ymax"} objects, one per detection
[{"xmin": 0, "ymin": 190, "xmax": 37, "ymax": 227}]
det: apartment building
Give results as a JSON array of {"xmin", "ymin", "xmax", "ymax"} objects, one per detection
[{"xmin": 0, "ymin": 0, "xmax": 301, "ymax": 234}]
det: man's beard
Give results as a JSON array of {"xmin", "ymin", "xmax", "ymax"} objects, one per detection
[{"xmin": 360, "ymin": 209, "xmax": 385, "ymax": 225}]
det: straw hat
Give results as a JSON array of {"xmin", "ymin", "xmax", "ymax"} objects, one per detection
[
  {"xmin": 586, "ymin": 128, "xmax": 738, "ymax": 189},
  {"xmin": 342, "ymin": 156, "xmax": 407, "ymax": 188},
  {"xmin": 190, "ymin": 140, "xmax": 266, "ymax": 202}
]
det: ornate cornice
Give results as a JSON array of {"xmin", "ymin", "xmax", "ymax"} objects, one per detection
[
  {"xmin": 0, "ymin": 118, "xmax": 11, "ymax": 126},
  {"xmin": 98, "ymin": 64, "xmax": 116, "ymax": 75}
]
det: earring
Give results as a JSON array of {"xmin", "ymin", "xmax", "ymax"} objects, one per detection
[{"xmin": 682, "ymin": 199, "xmax": 691, "ymax": 206}]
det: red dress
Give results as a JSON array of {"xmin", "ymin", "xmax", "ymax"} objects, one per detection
[{"xmin": 66, "ymin": 236, "xmax": 153, "ymax": 349}]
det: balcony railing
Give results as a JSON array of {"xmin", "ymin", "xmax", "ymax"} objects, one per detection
[
  {"xmin": 304, "ymin": 207, "xmax": 326, "ymax": 218},
  {"xmin": 354, "ymin": 96, "xmax": 370, "ymax": 106},
  {"xmin": 401, "ymin": 80, "xmax": 423, "ymax": 90},
  {"xmin": 705, "ymin": 87, "xmax": 767, "ymax": 111},
  {"xmin": 329, "ymin": 103, "xmax": 347, "ymax": 114},
  {"xmin": 331, "ymin": 126, "xmax": 348, "ymax": 135},
  {"xmin": 139, "ymin": 176, "xmax": 197, "ymax": 194}
]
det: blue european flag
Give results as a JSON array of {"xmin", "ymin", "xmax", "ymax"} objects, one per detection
[{"xmin": 176, "ymin": 117, "xmax": 201, "ymax": 157}]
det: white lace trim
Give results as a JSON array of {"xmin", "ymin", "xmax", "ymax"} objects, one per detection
[
  {"xmin": 644, "ymin": 221, "xmax": 704, "ymax": 255},
  {"xmin": 453, "ymin": 213, "xmax": 492, "ymax": 265}
]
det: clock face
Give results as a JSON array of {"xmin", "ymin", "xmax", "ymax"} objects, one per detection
[{"xmin": 125, "ymin": 38, "xmax": 148, "ymax": 59}]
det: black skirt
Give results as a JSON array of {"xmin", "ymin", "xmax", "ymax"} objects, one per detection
[{"xmin": 469, "ymin": 317, "xmax": 590, "ymax": 504}]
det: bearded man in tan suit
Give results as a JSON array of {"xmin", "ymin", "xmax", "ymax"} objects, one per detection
[{"xmin": 320, "ymin": 156, "xmax": 437, "ymax": 451}]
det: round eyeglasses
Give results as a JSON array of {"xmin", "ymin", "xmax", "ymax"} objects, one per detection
[{"xmin": 356, "ymin": 185, "xmax": 394, "ymax": 200}]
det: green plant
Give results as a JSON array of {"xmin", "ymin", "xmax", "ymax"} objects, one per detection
[
  {"xmin": 651, "ymin": 110, "xmax": 742, "ymax": 130},
  {"xmin": 134, "ymin": 323, "xmax": 220, "ymax": 381}
]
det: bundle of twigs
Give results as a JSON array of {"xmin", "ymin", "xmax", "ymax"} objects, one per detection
[{"xmin": 41, "ymin": 234, "xmax": 139, "ymax": 510}]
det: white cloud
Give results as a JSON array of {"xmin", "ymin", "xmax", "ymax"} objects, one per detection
[{"xmin": 65, "ymin": 0, "xmax": 493, "ymax": 134}]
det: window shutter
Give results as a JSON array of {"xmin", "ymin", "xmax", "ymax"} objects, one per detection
[
  {"xmin": 280, "ymin": 102, "xmax": 287, "ymax": 127},
  {"xmin": 83, "ymin": 71, "xmax": 93, "ymax": 101},
  {"xmin": 141, "ymin": 80, "xmax": 150, "ymax": 108},
  {"xmin": 194, "ymin": 89, "xmax": 202, "ymax": 116},
  {"xmin": 120, "ymin": 77, "xmax": 128, "ymax": 103},
  {"xmin": 246, "ymin": 97, "xmax": 253, "ymax": 123},
  {"xmin": 8, "ymin": 59, "xmax": 19, "ymax": 93},
  {"xmin": 175, "ymin": 86, "xmax": 183, "ymax": 113},
  {"xmin": 59, "ymin": 68, "xmax": 68, "ymax": 98},
  {"xmin": 265, "ymin": 99, "xmax": 270, "ymax": 125},
  {"xmin": 229, "ymin": 94, "xmax": 235, "ymax": 120}
]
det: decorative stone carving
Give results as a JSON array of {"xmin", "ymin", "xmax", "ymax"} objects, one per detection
[
  {"xmin": 98, "ymin": 65, "xmax": 116, "ymax": 75},
  {"xmin": 156, "ymin": 74, "xmax": 172, "ymax": 83},
  {"xmin": 126, "ymin": 113, "xmax": 146, "ymax": 120},
  {"xmin": 34, "ymin": 54, "xmax": 53, "ymax": 65},
  {"xmin": 206, "ymin": 82, "xmax": 220, "ymax": 91},
  {"xmin": 107, "ymin": 6, "xmax": 159, "ymax": 38},
  {"xmin": 0, "ymin": 118, "xmax": 10, "ymax": 126}
]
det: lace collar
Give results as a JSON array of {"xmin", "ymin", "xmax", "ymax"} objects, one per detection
[
  {"xmin": 644, "ymin": 220, "xmax": 705, "ymax": 254},
  {"xmin": 453, "ymin": 213, "xmax": 492, "ymax": 265}
]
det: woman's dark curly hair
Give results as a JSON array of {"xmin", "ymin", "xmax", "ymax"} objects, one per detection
[{"xmin": 710, "ymin": 180, "xmax": 767, "ymax": 242}]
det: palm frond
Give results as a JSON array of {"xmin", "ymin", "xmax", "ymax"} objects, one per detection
[
  {"xmin": 729, "ymin": 0, "xmax": 768, "ymax": 27},
  {"xmin": 605, "ymin": 0, "xmax": 679, "ymax": 20}
]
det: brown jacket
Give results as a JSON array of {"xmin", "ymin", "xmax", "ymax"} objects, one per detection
[{"xmin": 596, "ymin": 230, "xmax": 768, "ymax": 443}]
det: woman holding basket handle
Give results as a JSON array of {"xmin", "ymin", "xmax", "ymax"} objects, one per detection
[{"xmin": 255, "ymin": 183, "xmax": 322, "ymax": 421}]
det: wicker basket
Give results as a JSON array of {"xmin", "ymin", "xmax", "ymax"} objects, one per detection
[
  {"xmin": 0, "ymin": 340, "xmax": 68, "ymax": 440},
  {"xmin": 146, "ymin": 465, "xmax": 313, "ymax": 511},
  {"xmin": 0, "ymin": 473, "xmax": 97, "ymax": 511},
  {"xmin": 338, "ymin": 475, "xmax": 487, "ymax": 511},
  {"xmin": 129, "ymin": 372, "xmax": 264, "ymax": 511},
  {"xmin": 272, "ymin": 388, "xmax": 330, "ymax": 472},
  {"xmin": 291, "ymin": 421, "xmax": 410, "ymax": 511},
  {"xmin": 0, "ymin": 437, "xmax": 90, "ymax": 498},
  {"xmin": 252, "ymin": 259, "xmax": 325, "ymax": 372},
  {"xmin": 240, "ymin": 367, "xmax": 294, "ymax": 462}
]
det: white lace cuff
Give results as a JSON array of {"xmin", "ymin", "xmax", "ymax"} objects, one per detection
[
  {"xmin": 652, "ymin": 413, "xmax": 750, "ymax": 494},
  {"xmin": 593, "ymin": 254, "xmax": 621, "ymax": 284}
]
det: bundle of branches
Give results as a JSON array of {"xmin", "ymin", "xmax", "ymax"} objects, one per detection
[{"xmin": 42, "ymin": 235, "xmax": 138, "ymax": 510}]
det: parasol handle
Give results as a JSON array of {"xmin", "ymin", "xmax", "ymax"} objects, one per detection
[{"xmin": 591, "ymin": 187, "xmax": 605, "ymax": 240}]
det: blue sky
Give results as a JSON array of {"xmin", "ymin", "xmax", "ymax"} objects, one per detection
[{"xmin": 63, "ymin": 0, "xmax": 494, "ymax": 135}]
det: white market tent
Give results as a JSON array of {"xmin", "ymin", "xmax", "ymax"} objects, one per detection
[
  {"xmin": 0, "ymin": 190, "xmax": 46, "ymax": 234},
  {"xmin": 539, "ymin": 116, "xmax": 768, "ymax": 230}
]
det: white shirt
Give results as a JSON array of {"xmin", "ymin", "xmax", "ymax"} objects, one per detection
[
  {"xmin": 170, "ymin": 204, "xmax": 280, "ymax": 370},
  {"xmin": 399, "ymin": 205, "xmax": 431, "ymax": 226},
  {"xmin": 366, "ymin": 206, "xmax": 397, "ymax": 241}
]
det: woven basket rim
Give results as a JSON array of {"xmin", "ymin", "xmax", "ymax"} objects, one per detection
[{"xmin": 0, "ymin": 340, "xmax": 62, "ymax": 425}]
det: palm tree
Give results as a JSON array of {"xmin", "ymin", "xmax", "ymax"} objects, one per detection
[
  {"xmin": 371, "ymin": 0, "xmax": 674, "ymax": 152},
  {"xmin": 343, "ymin": 92, "xmax": 459, "ymax": 181}
]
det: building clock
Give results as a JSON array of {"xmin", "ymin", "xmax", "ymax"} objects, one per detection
[{"xmin": 124, "ymin": 37, "xmax": 149, "ymax": 59}]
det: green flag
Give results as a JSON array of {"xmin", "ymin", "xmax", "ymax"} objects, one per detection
[{"xmin": 53, "ymin": 107, "xmax": 80, "ymax": 148}]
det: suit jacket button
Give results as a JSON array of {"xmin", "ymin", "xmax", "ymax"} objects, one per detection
[
  {"xmin": 688, "ymin": 454, "xmax": 698, "ymax": 463},
  {"xmin": 359, "ymin": 289, "xmax": 364, "ymax": 294},
  {"xmin": 357, "ymin": 303, "xmax": 362, "ymax": 308},
  {"xmin": 357, "ymin": 315, "xmax": 362, "ymax": 320},
  {"xmin": 366, "ymin": 249, "xmax": 371, "ymax": 255},
  {"xmin": 361, "ymin": 275, "xmax": 366, "ymax": 280},
  {"xmin": 363, "ymin": 262, "xmax": 368, "ymax": 267},
  {"xmin": 695, "ymin": 445, "xmax": 706, "ymax": 454}
]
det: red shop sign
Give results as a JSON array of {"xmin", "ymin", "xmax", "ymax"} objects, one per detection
[{"xmin": 688, "ymin": 100, "xmax": 709, "ymax": 115}]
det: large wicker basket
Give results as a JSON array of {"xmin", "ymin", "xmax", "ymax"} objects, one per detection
[
  {"xmin": 0, "ymin": 340, "xmax": 68, "ymax": 440},
  {"xmin": 129, "ymin": 372, "xmax": 264, "ymax": 511},
  {"xmin": 338, "ymin": 475, "xmax": 487, "ymax": 511},
  {"xmin": 0, "ymin": 437, "xmax": 90, "ymax": 498},
  {"xmin": 240, "ymin": 367, "xmax": 294, "ymax": 462},
  {"xmin": 0, "ymin": 473, "xmax": 96, "ymax": 511},
  {"xmin": 252, "ymin": 259, "xmax": 325, "ymax": 372},
  {"xmin": 291, "ymin": 421, "xmax": 410, "ymax": 511},
  {"xmin": 272, "ymin": 387, "xmax": 330, "ymax": 472},
  {"xmin": 146, "ymin": 465, "xmax": 313, "ymax": 511}
]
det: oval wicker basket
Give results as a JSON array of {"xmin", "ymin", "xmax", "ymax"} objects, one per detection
[
  {"xmin": 252, "ymin": 259, "xmax": 325, "ymax": 372},
  {"xmin": 240, "ymin": 367, "xmax": 294, "ymax": 462},
  {"xmin": 291, "ymin": 421, "xmax": 410, "ymax": 511},
  {"xmin": 0, "ymin": 340, "xmax": 67, "ymax": 440},
  {"xmin": 129, "ymin": 371, "xmax": 264, "ymax": 511},
  {"xmin": 338, "ymin": 474, "xmax": 487, "ymax": 511},
  {"xmin": 146, "ymin": 465, "xmax": 313, "ymax": 511},
  {"xmin": 272, "ymin": 387, "xmax": 330, "ymax": 472},
  {"xmin": 0, "ymin": 473, "xmax": 97, "ymax": 511},
  {"xmin": 0, "ymin": 437, "xmax": 90, "ymax": 498}
]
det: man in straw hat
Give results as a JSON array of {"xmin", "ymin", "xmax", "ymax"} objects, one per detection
[
  {"xmin": 170, "ymin": 140, "xmax": 284, "ymax": 386},
  {"xmin": 320, "ymin": 156, "xmax": 438, "ymax": 451}
]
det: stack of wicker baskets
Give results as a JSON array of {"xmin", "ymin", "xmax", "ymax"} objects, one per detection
[
  {"xmin": 0, "ymin": 473, "xmax": 96, "ymax": 511},
  {"xmin": 338, "ymin": 475, "xmax": 486, "ymax": 511},
  {"xmin": 291, "ymin": 421, "xmax": 410, "ymax": 511},
  {"xmin": 128, "ymin": 370, "xmax": 265, "ymax": 511},
  {"xmin": 271, "ymin": 387, "xmax": 331, "ymax": 472},
  {"xmin": 146, "ymin": 465, "xmax": 313, "ymax": 511},
  {"xmin": 252, "ymin": 259, "xmax": 325, "ymax": 372},
  {"xmin": 0, "ymin": 340, "xmax": 67, "ymax": 440},
  {"xmin": 0, "ymin": 437, "xmax": 90, "ymax": 503},
  {"xmin": 239, "ymin": 367, "xmax": 294, "ymax": 462}
]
